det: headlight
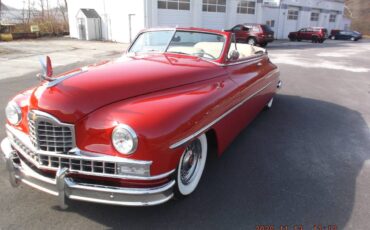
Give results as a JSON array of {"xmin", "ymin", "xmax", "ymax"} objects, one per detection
[
  {"xmin": 5, "ymin": 101, "xmax": 22, "ymax": 125},
  {"xmin": 112, "ymin": 124, "xmax": 138, "ymax": 155}
]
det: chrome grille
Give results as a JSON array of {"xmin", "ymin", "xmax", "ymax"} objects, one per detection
[
  {"xmin": 11, "ymin": 134, "xmax": 117, "ymax": 175},
  {"xmin": 28, "ymin": 111, "xmax": 75, "ymax": 154}
]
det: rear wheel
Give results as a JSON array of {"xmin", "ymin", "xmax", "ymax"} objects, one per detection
[
  {"xmin": 330, "ymin": 35, "xmax": 335, "ymax": 40},
  {"xmin": 312, "ymin": 36, "xmax": 318, "ymax": 43},
  {"xmin": 350, "ymin": 37, "xmax": 356, "ymax": 41},
  {"xmin": 174, "ymin": 134, "xmax": 208, "ymax": 197},
  {"xmin": 297, "ymin": 38, "xmax": 302, "ymax": 42},
  {"xmin": 247, "ymin": 37, "xmax": 257, "ymax": 46}
]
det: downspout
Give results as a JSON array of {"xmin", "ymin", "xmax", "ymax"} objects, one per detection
[{"xmin": 144, "ymin": 0, "xmax": 148, "ymax": 28}]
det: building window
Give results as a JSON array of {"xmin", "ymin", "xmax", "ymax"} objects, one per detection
[
  {"xmin": 237, "ymin": 1, "xmax": 256, "ymax": 14},
  {"xmin": 310, "ymin": 12, "xmax": 319, "ymax": 21},
  {"xmin": 158, "ymin": 0, "xmax": 190, "ymax": 10},
  {"xmin": 266, "ymin": 20, "xmax": 275, "ymax": 27},
  {"xmin": 329, "ymin": 14, "xmax": 336, "ymax": 22},
  {"xmin": 263, "ymin": 0, "xmax": 280, "ymax": 7},
  {"xmin": 287, "ymin": 9, "xmax": 299, "ymax": 20},
  {"xmin": 202, "ymin": 0, "xmax": 226, "ymax": 13}
]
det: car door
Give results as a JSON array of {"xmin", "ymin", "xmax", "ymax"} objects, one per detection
[
  {"xmin": 297, "ymin": 28, "xmax": 306, "ymax": 40},
  {"xmin": 232, "ymin": 25, "xmax": 249, "ymax": 42},
  {"xmin": 212, "ymin": 41, "xmax": 279, "ymax": 154},
  {"xmin": 223, "ymin": 45, "xmax": 276, "ymax": 130},
  {"xmin": 342, "ymin": 31, "xmax": 351, "ymax": 40},
  {"xmin": 305, "ymin": 28, "xmax": 313, "ymax": 40}
]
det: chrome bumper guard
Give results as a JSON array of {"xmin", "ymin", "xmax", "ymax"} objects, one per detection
[{"xmin": 1, "ymin": 137, "xmax": 175, "ymax": 208}]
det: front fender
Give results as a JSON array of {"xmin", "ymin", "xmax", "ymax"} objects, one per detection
[{"xmin": 75, "ymin": 74, "xmax": 236, "ymax": 175}]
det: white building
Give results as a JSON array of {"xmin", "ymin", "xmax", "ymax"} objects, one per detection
[{"xmin": 67, "ymin": 0, "xmax": 346, "ymax": 43}]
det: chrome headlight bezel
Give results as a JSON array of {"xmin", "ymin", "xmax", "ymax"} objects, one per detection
[
  {"xmin": 112, "ymin": 124, "xmax": 138, "ymax": 155},
  {"xmin": 5, "ymin": 101, "xmax": 22, "ymax": 125}
]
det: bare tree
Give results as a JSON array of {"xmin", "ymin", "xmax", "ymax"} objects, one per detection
[
  {"xmin": 39, "ymin": 0, "xmax": 44, "ymax": 19},
  {"xmin": 57, "ymin": 0, "xmax": 67, "ymax": 24}
]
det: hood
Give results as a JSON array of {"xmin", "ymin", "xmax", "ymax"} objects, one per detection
[{"xmin": 30, "ymin": 54, "xmax": 224, "ymax": 123}]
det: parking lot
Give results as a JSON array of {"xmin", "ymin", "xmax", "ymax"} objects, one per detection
[{"xmin": 0, "ymin": 38, "xmax": 369, "ymax": 229}]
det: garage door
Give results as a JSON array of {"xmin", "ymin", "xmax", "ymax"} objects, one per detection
[
  {"xmin": 283, "ymin": 7, "xmax": 299, "ymax": 38},
  {"xmin": 202, "ymin": 12, "xmax": 226, "ymax": 30},
  {"xmin": 157, "ymin": 0, "xmax": 192, "ymax": 27}
]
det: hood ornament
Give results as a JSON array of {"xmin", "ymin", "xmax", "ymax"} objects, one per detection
[
  {"xmin": 35, "ymin": 56, "xmax": 88, "ymax": 88},
  {"xmin": 36, "ymin": 56, "xmax": 54, "ymax": 81}
]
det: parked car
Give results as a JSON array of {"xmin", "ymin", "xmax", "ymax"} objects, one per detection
[
  {"xmin": 1, "ymin": 27, "xmax": 281, "ymax": 208},
  {"xmin": 228, "ymin": 23, "xmax": 274, "ymax": 47},
  {"xmin": 330, "ymin": 30, "xmax": 362, "ymax": 41},
  {"xmin": 288, "ymin": 27, "xmax": 328, "ymax": 43}
]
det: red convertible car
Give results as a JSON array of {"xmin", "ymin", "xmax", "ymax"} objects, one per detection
[{"xmin": 1, "ymin": 27, "xmax": 281, "ymax": 208}]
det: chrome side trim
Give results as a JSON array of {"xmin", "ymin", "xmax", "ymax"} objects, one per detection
[{"xmin": 169, "ymin": 69, "xmax": 279, "ymax": 149}]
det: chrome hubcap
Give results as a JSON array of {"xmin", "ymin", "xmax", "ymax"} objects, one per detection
[{"xmin": 180, "ymin": 139, "xmax": 202, "ymax": 185}]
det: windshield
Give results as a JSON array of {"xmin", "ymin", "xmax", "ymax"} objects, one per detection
[
  {"xmin": 129, "ymin": 30, "xmax": 174, "ymax": 53},
  {"xmin": 128, "ymin": 30, "xmax": 226, "ymax": 60}
]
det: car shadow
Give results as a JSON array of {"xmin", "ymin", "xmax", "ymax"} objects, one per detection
[{"xmin": 59, "ymin": 94, "xmax": 370, "ymax": 229}]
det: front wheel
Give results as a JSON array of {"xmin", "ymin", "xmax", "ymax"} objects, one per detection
[
  {"xmin": 174, "ymin": 134, "xmax": 208, "ymax": 197},
  {"xmin": 247, "ymin": 37, "xmax": 257, "ymax": 46}
]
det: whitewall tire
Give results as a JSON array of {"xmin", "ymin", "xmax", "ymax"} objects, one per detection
[{"xmin": 175, "ymin": 134, "xmax": 208, "ymax": 197}]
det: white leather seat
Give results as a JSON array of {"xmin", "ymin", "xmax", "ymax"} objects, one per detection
[
  {"xmin": 194, "ymin": 42, "xmax": 224, "ymax": 59},
  {"xmin": 167, "ymin": 46, "xmax": 204, "ymax": 56}
]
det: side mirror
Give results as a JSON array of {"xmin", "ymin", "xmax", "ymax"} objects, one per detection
[
  {"xmin": 228, "ymin": 50, "xmax": 240, "ymax": 61},
  {"xmin": 38, "ymin": 56, "xmax": 53, "ymax": 81}
]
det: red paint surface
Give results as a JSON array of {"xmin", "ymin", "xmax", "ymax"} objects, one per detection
[{"xmin": 9, "ymin": 28, "xmax": 280, "ymax": 176}]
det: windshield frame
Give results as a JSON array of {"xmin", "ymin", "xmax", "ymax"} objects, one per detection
[{"xmin": 127, "ymin": 29, "xmax": 227, "ymax": 62}]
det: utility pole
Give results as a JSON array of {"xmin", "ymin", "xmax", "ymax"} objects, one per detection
[
  {"xmin": 128, "ymin": 14, "xmax": 135, "ymax": 43},
  {"xmin": 0, "ymin": 0, "xmax": 2, "ymax": 22}
]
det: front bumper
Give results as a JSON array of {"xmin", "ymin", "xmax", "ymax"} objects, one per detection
[{"xmin": 1, "ymin": 137, "xmax": 175, "ymax": 208}]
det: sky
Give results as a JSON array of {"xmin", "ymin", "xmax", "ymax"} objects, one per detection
[{"xmin": 2, "ymin": 0, "xmax": 60, "ymax": 10}]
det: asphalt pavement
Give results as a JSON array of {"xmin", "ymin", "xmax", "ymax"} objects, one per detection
[{"xmin": 0, "ymin": 38, "xmax": 369, "ymax": 230}]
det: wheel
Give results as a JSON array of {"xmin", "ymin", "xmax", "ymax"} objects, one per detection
[
  {"xmin": 297, "ymin": 38, "xmax": 302, "ymax": 42},
  {"xmin": 330, "ymin": 35, "xmax": 335, "ymax": 40},
  {"xmin": 174, "ymin": 134, "xmax": 208, "ymax": 197},
  {"xmin": 319, "ymin": 39, "xmax": 324, "ymax": 43},
  {"xmin": 350, "ymin": 37, "xmax": 355, "ymax": 41},
  {"xmin": 247, "ymin": 37, "xmax": 256, "ymax": 46},
  {"xmin": 289, "ymin": 37, "xmax": 296, "ymax": 42},
  {"xmin": 312, "ymin": 36, "xmax": 318, "ymax": 43},
  {"xmin": 266, "ymin": 97, "xmax": 274, "ymax": 109}
]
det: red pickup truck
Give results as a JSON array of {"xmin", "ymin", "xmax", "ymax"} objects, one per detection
[{"xmin": 288, "ymin": 27, "xmax": 328, "ymax": 43}]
